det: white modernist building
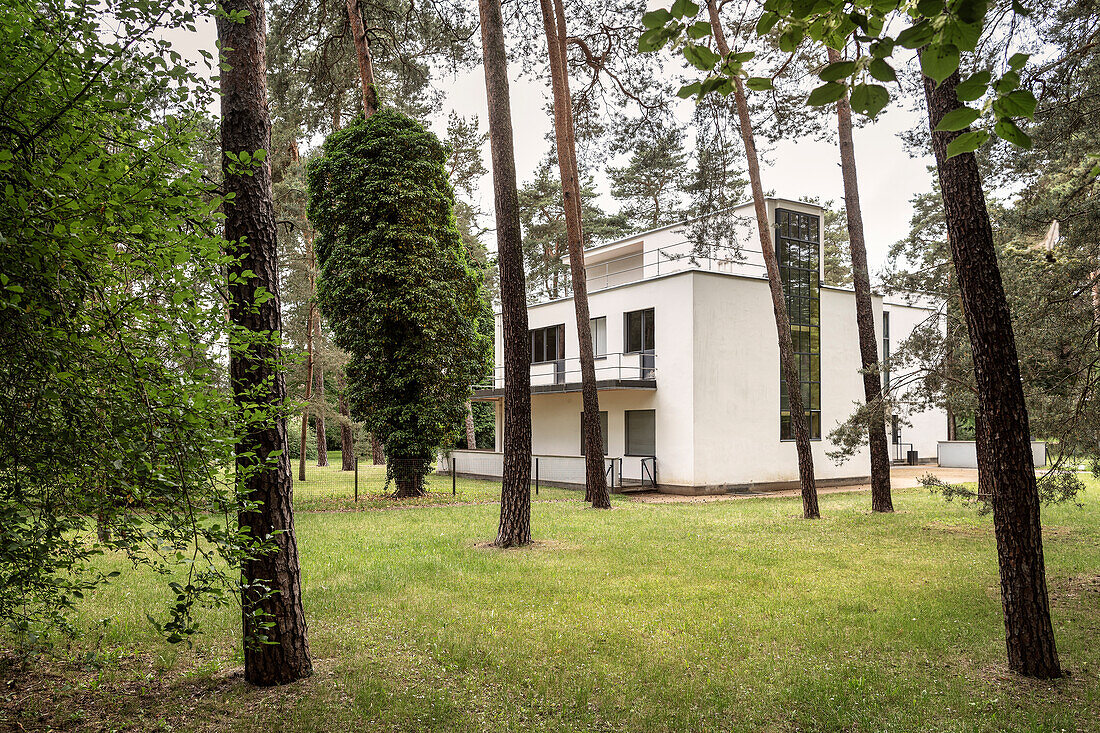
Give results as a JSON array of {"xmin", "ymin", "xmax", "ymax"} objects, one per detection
[{"xmin": 454, "ymin": 198, "xmax": 946, "ymax": 494}]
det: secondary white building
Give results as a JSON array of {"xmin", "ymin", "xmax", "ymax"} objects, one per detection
[{"xmin": 452, "ymin": 198, "xmax": 946, "ymax": 494}]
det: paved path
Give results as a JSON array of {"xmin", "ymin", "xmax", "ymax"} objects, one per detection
[{"xmin": 628, "ymin": 465, "xmax": 980, "ymax": 504}]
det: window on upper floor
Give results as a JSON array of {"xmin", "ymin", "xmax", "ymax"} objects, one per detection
[
  {"xmin": 624, "ymin": 308, "xmax": 655, "ymax": 353},
  {"xmin": 530, "ymin": 324, "xmax": 565, "ymax": 364},
  {"xmin": 590, "ymin": 316, "xmax": 607, "ymax": 358}
]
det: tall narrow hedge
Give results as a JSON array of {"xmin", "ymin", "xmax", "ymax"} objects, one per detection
[{"xmin": 308, "ymin": 110, "xmax": 491, "ymax": 496}]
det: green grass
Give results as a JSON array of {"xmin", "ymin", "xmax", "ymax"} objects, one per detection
[
  {"xmin": 4, "ymin": 478, "xmax": 1100, "ymax": 732},
  {"xmin": 292, "ymin": 454, "xmax": 581, "ymax": 509}
]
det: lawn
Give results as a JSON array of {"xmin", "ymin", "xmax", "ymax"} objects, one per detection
[{"xmin": 3, "ymin": 478, "xmax": 1099, "ymax": 732}]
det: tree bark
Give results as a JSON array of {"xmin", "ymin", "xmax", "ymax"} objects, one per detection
[
  {"xmin": 298, "ymin": 209, "xmax": 316, "ymax": 481},
  {"xmin": 465, "ymin": 401, "xmax": 478, "ymax": 450},
  {"xmin": 371, "ymin": 432, "xmax": 384, "ymax": 464},
  {"xmin": 313, "ymin": 319, "xmax": 328, "ymax": 467},
  {"xmin": 336, "ymin": 367, "xmax": 355, "ymax": 471},
  {"xmin": 346, "ymin": 0, "xmax": 379, "ymax": 118},
  {"xmin": 828, "ymin": 47, "xmax": 892, "ymax": 513},
  {"xmin": 707, "ymin": 1, "xmax": 818, "ymax": 518},
  {"xmin": 539, "ymin": 0, "xmax": 610, "ymax": 509},
  {"xmin": 479, "ymin": 0, "xmax": 532, "ymax": 547},
  {"xmin": 921, "ymin": 62, "xmax": 1060, "ymax": 679},
  {"xmin": 218, "ymin": 0, "xmax": 312, "ymax": 685}
]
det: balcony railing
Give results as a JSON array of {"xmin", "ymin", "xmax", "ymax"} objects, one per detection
[
  {"xmin": 568, "ymin": 236, "xmax": 771, "ymax": 295},
  {"xmin": 477, "ymin": 351, "xmax": 656, "ymax": 390}
]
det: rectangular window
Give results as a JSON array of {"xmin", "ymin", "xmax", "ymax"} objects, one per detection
[
  {"xmin": 530, "ymin": 324, "xmax": 565, "ymax": 364},
  {"xmin": 590, "ymin": 316, "xmax": 607, "ymax": 358},
  {"xmin": 891, "ymin": 414, "xmax": 900, "ymax": 444},
  {"xmin": 579, "ymin": 411, "xmax": 609, "ymax": 455},
  {"xmin": 777, "ymin": 208, "xmax": 822, "ymax": 440},
  {"xmin": 625, "ymin": 409, "xmax": 656, "ymax": 456},
  {"xmin": 882, "ymin": 311, "xmax": 891, "ymax": 393},
  {"xmin": 624, "ymin": 308, "xmax": 655, "ymax": 353}
]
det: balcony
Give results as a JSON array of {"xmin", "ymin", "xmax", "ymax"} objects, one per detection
[{"xmin": 472, "ymin": 352, "xmax": 656, "ymax": 399}]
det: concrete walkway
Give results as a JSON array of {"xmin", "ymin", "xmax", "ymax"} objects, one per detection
[{"xmin": 629, "ymin": 465, "xmax": 980, "ymax": 504}]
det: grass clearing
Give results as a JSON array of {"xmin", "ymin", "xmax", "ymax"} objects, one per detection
[{"xmin": 3, "ymin": 477, "xmax": 1099, "ymax": 731}]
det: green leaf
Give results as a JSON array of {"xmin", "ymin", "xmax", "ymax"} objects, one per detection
[
  {"xmin": 807, "ymin": 82, "xmax": 847, "ymax": 106},
  {"xmin": 641, "ymin": 8, "xmax": 672, "ymax": 29},
  {"xmin": 637, "ymin": 27, "xmax": 667, "ymax": 53},
  {"xmin": 994, "ymin": 69, "xmax": 1020, "ymax": 94},
  {"xmin": 921, "ymin": 43, "xmax": 960, "ymax": 84},
  {"xmin": 992, "ymin": 89, "xmax": 1037, "ymax": 118},
  {"xmin": 1008, "ymin": 52, "xmax": 1029, "ymax": 71},
  {"xmin": 896, "ymin": 21, "xmax": 934, "ymax": 49},
  {"xmin": 1012, "ymin": 0, "xmax": 1032, "ymax": 16},
  {"xmin": 745, "ymin": 76, "xmax": 774, "ymax": 91},
  {"xmin": 683, "ymin": 43, "xmax": 721, "ymax": 71},
  {"xmin": 916, "ymin": 0, "xmax": 944, "ymax": 16},
  {"xmin": 849, "ymin": 83, "xmax": 890, "ymax": 117},
  {"xmin": 670, "ymin": 0, "xmax": 700, "ymax": 19},
  {"xmin": 686, "ymin": 20, "xmax": 712, "ymax": 39},
  {"xmin": 955, "ymin": 70, "xmax": 991, "ymax": 101},
  {"xmin": 945, "ymin": 129, "xmax": 990, "ymax": 158},
  {"xmin": 994, "ymin": 118, "xmax": 1032, "ymax": 148},
  {"xmin": 955, "ymin": 0, "xmax": 988, "ymax": 24},
  {"xmin": 677, "ymin": 81, "xmax": 702, "ymax": 99},
  {"xmin": 870, "ymin": 38, "xmax": 895, "ymax": 58},
  {"xmin": 778, "ymin": 27, "xmax": 804, "ymax": 52},
  {"xmin": 820, "ymin": 60, "xmax": 857, "ymax": 82},
  {"xmin": 756, "ymin": 11, "xmax": 780, "ymax": 35},
  {"xmin": 934, "ymin": 106, "xmax": 980, "ymax": 131},
  {"xmin": 868, "ymin": 59, "xmax": 897, "ymax": 82}
]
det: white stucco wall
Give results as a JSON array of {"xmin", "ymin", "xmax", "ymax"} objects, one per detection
[{"xmin": 883, "ymin": 298, "xmax": 947, "ymax": 460}]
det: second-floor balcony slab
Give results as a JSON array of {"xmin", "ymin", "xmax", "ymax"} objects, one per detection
[{"xmin": 472, "ymin": 352, "xmax": 656, "ymax": 400}]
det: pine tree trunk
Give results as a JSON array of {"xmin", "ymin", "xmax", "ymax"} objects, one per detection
[
  {"xmin": 828, "ymin": 47, "xmax": 892, "ymax": 513},
  {"xmin": 218, "ymin": 0, "xmax": 312, "ymax": 685},
  {"xmin": 299, "ymin": 304, "xmax": 315, "ymax": 480},
  {"xmin": 921, "ymin": 63, "xmax": 1060, "ymax": 679},
  {"xmin": 345, "ymin": 0, "xmax": 379, "ymax": 117},
  {"xmin": 479, "ymin": 0, "xmax": 532, "ymax": 547},
  {"xmin": 707, "ymin": 1, "xmax": 818, "ymax": 518},
  {"xmin": 314, "ymin": 347, "xmax": 328, "ymax": 467},
  {"xmin": 337, "ymin": 367, "xmax": 354, "ymax": 471},
  {"xmin": 539, "ymin": 0, "xmax": 610, "ymax": 509},
  {"xmin": 371, "ymin": 432, "xmax": 384, "ymax": 464},
  {"xmin": 465, "ymin": 401, "xmax": 478, "ymax": 450}
]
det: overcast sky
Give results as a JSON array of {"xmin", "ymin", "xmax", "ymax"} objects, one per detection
[{"xmin": 170, "ymin": 17, "xmax": 936, "ymax": 277}]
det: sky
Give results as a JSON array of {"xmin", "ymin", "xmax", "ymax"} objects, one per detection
[{"xmin": 168, "ymin": 16, "xmax": 937, "ymax": 278}]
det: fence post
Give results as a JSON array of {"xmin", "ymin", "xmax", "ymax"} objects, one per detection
[
  {"xmin": 451, "ymin": 455, "xmax": 456, "ymax": 496},
  {"xmin": 354, "ymin": 454, "xmax": 359, "ymax": 502},
  {"xmin": 535, "ymin": 456, "xmax": 539, "ymax": 496}
]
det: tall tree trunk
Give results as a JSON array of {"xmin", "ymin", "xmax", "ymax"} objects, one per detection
[
  {"xmin": 371, "ymin": 432, "xmax": 384, "ymax": 464},
  {"xmin": 828, "ymin": 47, "xmax": 892, "ymax": 513},
  {"xmin": 921, "ymin": 63, "xmax": 1060, "ymax": 679},
  {"xmin": 346, "ymin": 0, "xmax": 379, "ymax": 117},
  {"xmin": 297, "ymin": 164, "xmax": 316, "ymax": 483},
  {"xmin": 218, "ymin": 0, "xmax": 312, "ymax": 685},
  {"xmin": 465, "ymin": 401, "xmax": 478, "ymax": 450},
  {"xmin": 337, "ymin": 367, "xmax": 355, "ymax": 471},
  {"xmin": 479, "ymin": 0, "xmax": 532, "ymax": 547},
  {"xmin": 707, "ymin": 1, "xmax": 818, "ymax": 518},
  {"xmin": 313, "ymin": 324, "xmax": 328, "ymax": 467},
  {"xmin": 539, "ymin": 0, "xmax": 610, "ymax": 509}
]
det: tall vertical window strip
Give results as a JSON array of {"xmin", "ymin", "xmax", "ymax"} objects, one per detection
[
  {"xmin": 776, "ymin": 208, "xmax": 822, "ymax": 440},
  {"xmin": 882, "ymin": 311, "xmax": 890, "ymax": 392}
]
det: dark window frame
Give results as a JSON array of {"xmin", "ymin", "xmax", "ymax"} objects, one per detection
[
  {"xmin": 624, "ymin": 409, "xmax": 656, "ymax": 457},
  {"xmin": 530, "ymin": 323, "xmax": 566, "ymax": 364},
  {"xmin": 623, "ymin": 308, "xmax": 655, "ymax": 354},
  {"xmin": 776, "ymin": 208, "xmax": 822, "ymax": 441},
  {"xmin": 590, "ymin": 316, "xmax": 607, "ymax": 360}
]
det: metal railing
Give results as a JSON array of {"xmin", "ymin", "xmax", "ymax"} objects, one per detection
[
  {"xmin": 439, "ymin": 450, "xmax": 658, "ymax": 492},
  {"xmin": 477, "ymin": 351, "xmax": 657, "ymax": 390},
  {"xmin": 573, "ymin": 236, "xmax": 772, "ymax": 295}
]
